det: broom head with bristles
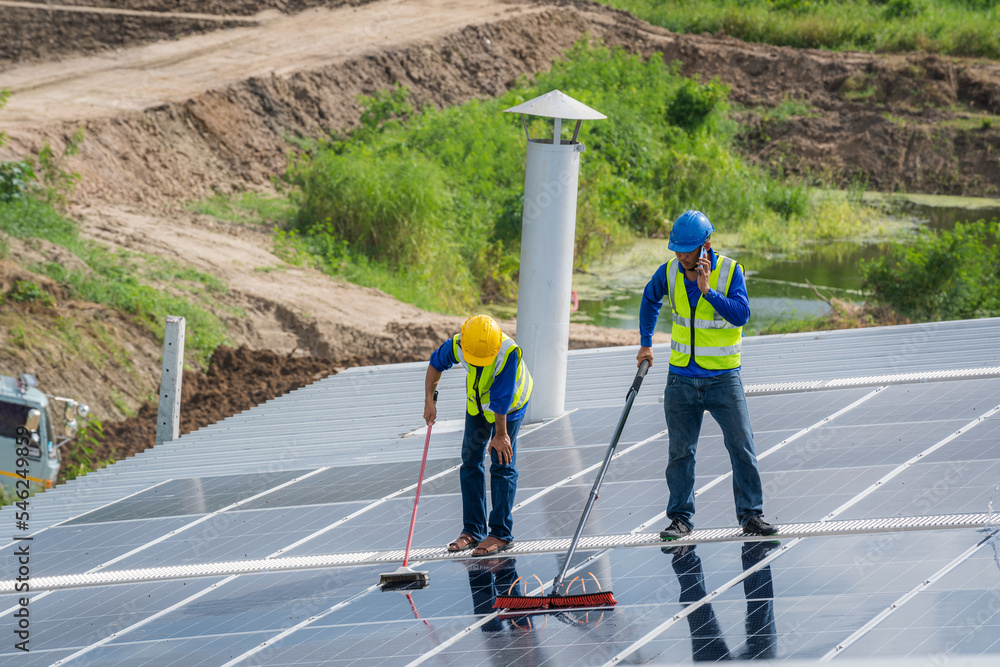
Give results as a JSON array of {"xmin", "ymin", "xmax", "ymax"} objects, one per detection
[
  {"xmin": 379, "ymin": 566, "xmax": 430, "ymax": 591},
  {"xmin": 493, "ymin": 590, "xmax": 616, "ymax": 611}
]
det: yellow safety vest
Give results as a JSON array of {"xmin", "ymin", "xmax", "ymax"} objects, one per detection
[
  {"xmin": 453, "ymin": 333, "xmax": 533, "ymax": 422},
  {"xmin": 667, "ymin": 254, "xmax": 743, "ymax": 370}
]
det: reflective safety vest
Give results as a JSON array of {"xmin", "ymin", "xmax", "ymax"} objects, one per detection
[
  {"xmin": 453, "ymin": 333, "xmax": 533, "ymax": 422},
  {"xmin": 666, "ymin": 254, "xmax": 743, "ymax": 370}
]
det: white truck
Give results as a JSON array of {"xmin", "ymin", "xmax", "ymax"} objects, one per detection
[{"xmin": 0, "ymin": 373, "xmax": 89, "ymax": 498}]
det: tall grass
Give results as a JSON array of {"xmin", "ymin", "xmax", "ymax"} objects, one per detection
[
  {"xmin": 187, "ymin": 191, "xmax": 294, "ymax": 227},
  {"xmin": 287, "ymin": 40, "xmax": 868, "ymax": 313},
  {"xmin": 596, "ymin": 0, "xmax": 1000, "ymax": 58}
]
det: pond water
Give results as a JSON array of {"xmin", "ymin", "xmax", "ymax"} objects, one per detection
[{"xmin": 570, "ymin": 193, "xmax": 1000, "ymax": 336}]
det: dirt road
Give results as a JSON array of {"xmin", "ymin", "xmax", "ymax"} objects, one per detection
[{"xmin": 1, "ymin": 0, "xmax": 535, "ymax": 126}]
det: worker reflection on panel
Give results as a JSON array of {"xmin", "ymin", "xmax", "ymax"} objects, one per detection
[
  {"xmin": 466, "ymin": 557, "xmax": 534, "ymax": 631},
  {"xmin": 662, "ymin": 541, "xmax": 778, "ymax": 661},
  {"xmin": 465, "ymin": 558, "xmax": 548, "ymax": 665},
  {"xmin": 464, "ymin": 557, "xmax": 548, "ymax": 665}
]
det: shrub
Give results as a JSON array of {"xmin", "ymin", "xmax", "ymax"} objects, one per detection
[
  {"xmin": 764, "ymin": 181, "xmax": 810, "ymax": 219},
  {"xmin": 7, "ymin": 279, "xmax": 54, "ymax": 306},
  {"xmin": 357, "ymin": 83, "xmax": 414, "ymax": 135},
  {"xmin": 290, "ymin": 149, "xmax": 448, "ymax": 265},
  {"xmin": 666, "ymin": 78, "xmax": 730, "ymax": 131},
  {"xmin": 31, "ymin": 129, "xmax": 85, "ymax": 208},
  {"xmin": 882, "ymin": 0, "xmax": 924, "ymax": 18},
  {"xmin": 0, "ymin": 161, "xmax": 36, "ymax": 202},
  {"xmin": 861, "ymin": 219, "xmax": 1000, "ymax": 321}
]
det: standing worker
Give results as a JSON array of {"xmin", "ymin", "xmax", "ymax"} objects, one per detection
[
  {"xmin": 425, "ymin": 315, "xmax": 533, "ymax": 556},
  {"xmin": 637, "ymin": 210, "xmax": 778, "ymax": 539}
]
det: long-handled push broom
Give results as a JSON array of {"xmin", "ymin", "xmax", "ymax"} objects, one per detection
[
  {"xmin": 379, "ymin": 391, "xmax": 438, "ymax": 591},
  {"xmin": 494, "ymin": 360, "xmax": 651, "ymax": 612}
]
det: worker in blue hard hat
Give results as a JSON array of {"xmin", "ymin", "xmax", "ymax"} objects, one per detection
[
  {"xmin": 636, "ymin": 210, "xmax": 778, "ymax": 540},
  {"xmin": 424, "ymin": 315, "xmax": 533, "ymax": 557}
]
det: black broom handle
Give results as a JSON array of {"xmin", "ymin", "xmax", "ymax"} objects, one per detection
[{"xmin": 551, "ymin": 360, "xmax": 650, "ymax": 595}]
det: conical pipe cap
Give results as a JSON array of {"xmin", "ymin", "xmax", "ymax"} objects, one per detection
[{"xmin": 503, "ymin": 89, "xmax": 606, "ymax": 120}]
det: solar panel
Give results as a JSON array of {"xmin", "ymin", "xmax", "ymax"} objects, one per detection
[
  {"xmin": 14, "ymin": 516, "xmax": 196, "ymax": 577},
  {"xmin": 63, "ymin": 470, "xmax": 306, "ymax": 524},
  {"xmin": 1, "ymin": 318, "xmax": 999, "ymax": 665}
]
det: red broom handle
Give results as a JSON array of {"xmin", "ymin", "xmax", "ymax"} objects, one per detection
[{"xmin": 403, "ymin": 391, "xmax": 437, "ymax": 567}]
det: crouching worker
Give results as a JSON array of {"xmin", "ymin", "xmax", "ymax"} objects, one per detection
[{"xmin": 424, "ymin": 315, "xmax": 533, "ymax": 557}]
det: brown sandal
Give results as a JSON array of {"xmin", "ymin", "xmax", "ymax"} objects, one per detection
[
  {"xmin": 471, "ymin": 536, "xmax": 513, "ymax": 557},
  {"xmin": 447, "ymin": 534, "xmax": 477, "ymax": 552}
]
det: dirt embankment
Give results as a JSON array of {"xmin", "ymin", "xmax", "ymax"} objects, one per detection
[
  {"xmin": 4, "ymin": 1, "xmax": 998, "ymax": 203},
  {"xmin": 25, "ymin": 0, "xmax": 361, "ymax": 13},
  {"xmin": 0, "ymin": 254, "xmax": 164, "ymax": 421},
  {"xmin": 0, "ymin": 0, "xmax": 385, "ymax": 69},
  {"xmin": 93, "ymin": 345, "xmax": 423, "ymax": 467}
]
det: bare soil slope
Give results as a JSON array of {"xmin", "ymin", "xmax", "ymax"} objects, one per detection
[
  {"xmin": 3, "ymin": 0, "xmax": 999, "ymax": 201},
  {"xmin": 0, "ymin": 0, "xmax": 388, "ymax": 68}
]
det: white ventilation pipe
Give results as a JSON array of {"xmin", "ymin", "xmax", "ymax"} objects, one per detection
[{"xmin": 504, "ymin": 91, "xmax": 605, "ymax": 422}]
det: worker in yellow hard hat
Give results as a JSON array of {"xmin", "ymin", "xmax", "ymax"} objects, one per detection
[{"xmin": 424, "ymin": 314, "xmax": 533, "ymax": 557}]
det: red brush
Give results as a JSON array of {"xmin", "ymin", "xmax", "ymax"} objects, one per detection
[
  {"xmin": 494, "ymin": 591, "xmax": 617, "ymax": 611},
  {"xmin": 491, "ymin": 362, "xmax": 650, "ymax": 614},
  {"xmin": 494, "ymin": 572, "xmax": 617, "ymax": 611},
  {"xmin": 549, "ymin": 591, "xmax": 617, "ymax": 608}
]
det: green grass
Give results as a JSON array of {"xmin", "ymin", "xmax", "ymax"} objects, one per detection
[
  {"xmin": 187, "ymin": 191, "xmax": 294, "ymax": 227},
  {"xmin": 0, "ymin": 198, "xmax": 228, "ymax": 366},
  {"xmin": 594, "ymin": 0, "xmax": 1000, "ymax": 58},
  {"xmin": 754, "ymin": 98, "xmax": 820, "ymax": 123},
  {"xmin": 58, "ymin": 418, "xmax": 115, "ymax": 486},
  {"xmin": 840, "ymin": 72, "xmax": 881, "ymax": 101},
  {"xmin": 939, "ymin": 114, "xmax": 1000, "ymax": 130},
  {"xmin": 285, "ymin": 39, "xmax": 877, "ymax": 313}
]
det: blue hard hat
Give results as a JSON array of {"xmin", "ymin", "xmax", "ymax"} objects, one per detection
[{"xmin": 668, "ymin": 210, "xmax": 714, "ymax": 252}]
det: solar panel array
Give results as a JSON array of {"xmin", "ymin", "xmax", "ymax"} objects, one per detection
[{"xmin": 2, "ymin": 318, "xmax": 999, "ymax": 665}]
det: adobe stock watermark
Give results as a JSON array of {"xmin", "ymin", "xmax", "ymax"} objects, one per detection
[
  {"xmin": 11, "ymin": 425, "xmax": 35, "ymax": 653},
  {"xmin": 522, "ymin": 166, "xmax": 580, "ymax": 224}
]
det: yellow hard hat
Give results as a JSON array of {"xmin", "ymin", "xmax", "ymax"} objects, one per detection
[{"xmin": 461, "ymin": 315, "xmax": 503, "ymax": 366}]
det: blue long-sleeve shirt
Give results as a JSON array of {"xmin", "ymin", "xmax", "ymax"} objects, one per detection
[
  {"xmin": 430, "ymin": 339, "xmax": 527, "ymax": 420},
  {"xmin": 639, "ymin": 248, "xmax": 750, "ymax": 378}
]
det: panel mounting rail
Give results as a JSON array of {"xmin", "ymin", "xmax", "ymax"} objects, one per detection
[{"xmin": 4, "ymin": 512, "xmax": 994, "ymax": 592}]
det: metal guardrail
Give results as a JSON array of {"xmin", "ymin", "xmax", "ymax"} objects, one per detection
[{"xmin": 744, "ymin": 365, "xmax": 1000, "ymax": 396}]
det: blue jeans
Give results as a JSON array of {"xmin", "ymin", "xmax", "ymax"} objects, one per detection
[
  {"xmin": 668, "ymin": 543, "xmax": 776, "ymax": 661},
  {"xmin": 467, "ymin": 557, "xmax": 523, "ymax": 631},
  {"xmin": 664, "ymin": 370, "xmax": 764, "ymax": 528},
  {"xmin": 460, "ymin": 410, "xmax": 522, "ymax": 543}
]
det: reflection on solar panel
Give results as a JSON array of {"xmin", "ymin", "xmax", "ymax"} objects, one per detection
[{"xmin": 1, "ymin": 318, "xmax": 999, "ymax": 666}]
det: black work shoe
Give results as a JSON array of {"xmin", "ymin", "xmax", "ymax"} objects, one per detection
[
  {"xmin": 741, "ymin": 539, "xmax": 781, "ymax": 565},
  {"xmin": 742, "ymin": 515, "xmax": 778, "ymax": 536},
  {"xmin": 659, "ymin": 518, "xmax": 693, "ymax": 541},
  {"xmin": 661, "ymin": 544, "xmax": 695, "ymax": 557}
]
